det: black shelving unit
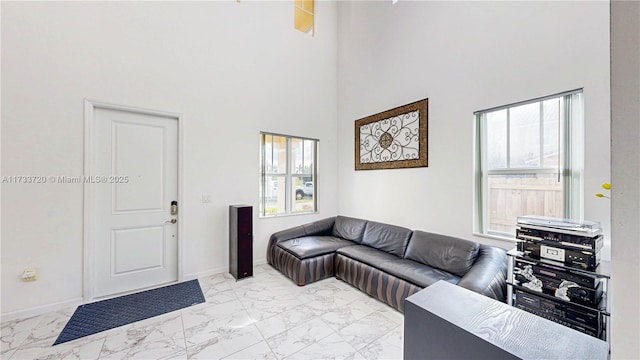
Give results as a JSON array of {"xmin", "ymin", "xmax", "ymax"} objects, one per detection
[{"xmin": 506, "ymin": 248, "xmax": 610, "ymax": 345}]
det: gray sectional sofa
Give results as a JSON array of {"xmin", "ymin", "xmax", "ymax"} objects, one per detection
[{"xmin": 267, "ymin": 216, "xmax": 507, "ymax": 312}]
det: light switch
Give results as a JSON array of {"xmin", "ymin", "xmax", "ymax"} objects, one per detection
[{"xmin": 202, "ymin": 194, "xmax": 212, "ymax": 203}]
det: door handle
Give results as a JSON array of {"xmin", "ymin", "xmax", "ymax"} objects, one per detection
[{"xmin": 165, "ymin": 219, "xmax": 177, "ymax": 224}]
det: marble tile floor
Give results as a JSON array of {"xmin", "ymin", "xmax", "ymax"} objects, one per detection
[{"xmin": 1, "ymin": 264, "xmax": 404, "ymax": 360}]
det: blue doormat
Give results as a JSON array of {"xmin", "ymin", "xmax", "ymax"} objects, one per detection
[{"xmin": 53, "ymin": 279, "xmax": 205, "ymax": 345}]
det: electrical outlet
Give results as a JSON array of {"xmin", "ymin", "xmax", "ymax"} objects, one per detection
[
  {"xmin": 202, "ymin": 194, "xmax": 212, "ymax": 203},
  {"xmin": 22, "ymin": 269, "xmax": 37, "ymax": 282}
]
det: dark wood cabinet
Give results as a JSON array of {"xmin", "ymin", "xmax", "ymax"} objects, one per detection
[
  {"xmin": 405, "ymin": 281, "xmax": 608, "ymax": 360},
  {"xmin": 229, "ymin": 205, "xmax": 253, "ymax": 280}
]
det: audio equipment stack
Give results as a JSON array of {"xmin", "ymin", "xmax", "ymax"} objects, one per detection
[
  {"xmin": 516, "ymin": 215, "xmax": 602, "ymax": 271},
  {"xmin": 507, "ymin": 216, "xmax": 610, "ymax": 343}
]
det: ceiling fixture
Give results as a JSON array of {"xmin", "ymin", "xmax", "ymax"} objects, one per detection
[{"xmin": 294, "ymin": 0, "xmax": 314, "ymax": 36}]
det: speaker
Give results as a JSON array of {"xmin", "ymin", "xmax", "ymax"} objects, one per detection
[{"xmin": 229, "ymin": 205, "xmax": 253, "ymax": 280}]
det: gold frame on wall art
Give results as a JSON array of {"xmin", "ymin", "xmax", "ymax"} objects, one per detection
[{"xmin": 355, "ymin": 99, "xmax": 428, "ymax": 170}]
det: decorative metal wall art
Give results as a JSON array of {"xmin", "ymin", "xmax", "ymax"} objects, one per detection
[{"xmin": 355, "ymin": 99, "xmax": 428, "ymax": 170}]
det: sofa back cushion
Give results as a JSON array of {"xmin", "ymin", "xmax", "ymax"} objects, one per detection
[
  {"xmin": 303, "ymin": 217, "xmax": 336, "ymax": 236},
  {"xmin": 361, "ymin": 221, "xmax": 413, "ymax": 257},
  {"xmin": 404, "ymin": 230, "xmax": 480, "ymax": 277},
  {"xmin": 332, "ymin": 216, "xmax": 367, "ymax": 243}
]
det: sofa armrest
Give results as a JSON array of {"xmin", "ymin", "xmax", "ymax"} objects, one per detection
[
  {"xmin": 266, "ymin": 217, "xmax": 336, "ymax": 264},
  {"xmin": 267, "ymin": 226, "xmax": 305, "ymax": 264},
  {"xmin": 457, "ymin": 245, "xmax": 508, "ymax": 302},
  {"xmin": 302, "ymin": 217, "xmax": 336, "ymax": 236},
  {"xmin": 271, "ymin": 226, "xmax": 307, "ymax": 243}
]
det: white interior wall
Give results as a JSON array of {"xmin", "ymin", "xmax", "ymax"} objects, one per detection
[
  {"xmin": 610, "ymin": 0, "xmax": 640, "ymax": 357},
  {"xmin": 1, "ymin": 1, "xmax": 338, "ymax": 315},
  {"xmin": 336, "ymin": 1, "xmax": 611, "ymax": 254},
  {"xmin": 2, "ymin": 3, "xmax": 630, "ymax": 349}
]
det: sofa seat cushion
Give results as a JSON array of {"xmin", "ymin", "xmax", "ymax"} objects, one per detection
[
  {"xmin": 336, "ymin": 244, "xmax": 400, "ymax": 264},
  {"xmin": 278, "ymin": 236, "xmax": 354, "ymax": 259},
  {"xmin": 337, "ymin": 245, "xmax": 460, "ymax": 288},
  {"xmin": 378, "ymin": 258, "xmax": 460, "ymax": 288}
]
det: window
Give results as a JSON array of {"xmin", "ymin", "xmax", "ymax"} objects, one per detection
[
  {"xmin": 260, "ymin": 133, "xmax": 318, "ymax": 217},
  {"xmin": 474, "ymin": 90, "xmax": 584, "ymax": 237}
]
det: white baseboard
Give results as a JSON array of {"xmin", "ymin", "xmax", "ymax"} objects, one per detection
[
  {"xmin": 1, "ymin": 297, "xmax": 83, "ymax": 324},
  {"xmin": 2, "ymin": 260, "xmax": 272, "ymax": 323},
  {"xmin": 183, "ymin": 266, "xmax": 228, "ymax": 281},
  {"xmin": 183, "ymin": 259, "xmax": 267, "ymax": 281}
]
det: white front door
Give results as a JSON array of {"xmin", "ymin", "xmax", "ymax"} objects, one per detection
[{"xmin": 90, "ymin": 105, "xmax": 178, "ymax": 298}]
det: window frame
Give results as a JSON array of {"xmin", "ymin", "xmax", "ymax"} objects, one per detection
[
  {"xmin": 474, "ymin": 89, "xmax": 584, "ymax": 238},
  {"xmin": 260, "ymin": 132, "xmax": 318, "ymax": 218}
]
